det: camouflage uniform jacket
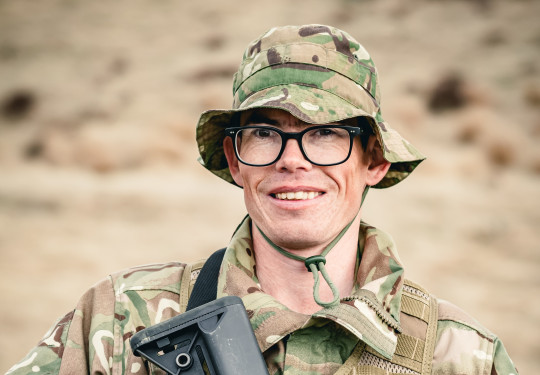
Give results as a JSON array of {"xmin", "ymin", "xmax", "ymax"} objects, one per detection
[{"xmin": 8, "ymin": 217, "xmax": 518, "ymax": 375}]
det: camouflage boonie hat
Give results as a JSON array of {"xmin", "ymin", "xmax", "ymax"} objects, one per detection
[{"xmin": 196, "ymin": 24, "xmax": 425, "ymax": 188}]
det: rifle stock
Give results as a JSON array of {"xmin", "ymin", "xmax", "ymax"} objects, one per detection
[{"xmin": 130, "ymin": 296, "xmax": 269, "ymax": 375}]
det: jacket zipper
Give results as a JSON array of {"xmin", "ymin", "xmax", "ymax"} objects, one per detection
[{"xmin": 341, "ymin": 295, "xmax": 401, "ymax": 332}]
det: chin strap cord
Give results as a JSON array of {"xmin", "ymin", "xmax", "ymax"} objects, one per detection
[
  {"xmin": 255, "ymin": 186, "xmax": 369, "ymax": 309},
  {"xmin": 256, "ymin": 215, "xmax": 356, "ymax": 309}
]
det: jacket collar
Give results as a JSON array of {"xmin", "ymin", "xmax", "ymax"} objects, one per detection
[{"xmin": 216, "ymin": 216, "xmax": 404, "ymax": 360}]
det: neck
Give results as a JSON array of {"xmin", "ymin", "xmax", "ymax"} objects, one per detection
[{"xmin": 252, "ymin": 215, "xmax": 361, "ymax": 315}]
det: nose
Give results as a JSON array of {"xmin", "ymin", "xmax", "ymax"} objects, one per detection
[{"xmin": 275, "ymin": 138, "xmax": 312, "ymax": 172}]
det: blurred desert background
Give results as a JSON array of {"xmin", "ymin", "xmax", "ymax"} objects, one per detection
[{"xmin": 1, "ymin": 0, "xmax": 539, "ymax": 373}]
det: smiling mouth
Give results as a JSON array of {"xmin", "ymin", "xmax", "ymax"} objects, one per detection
[{"xmin": 271, "ymin": 191, "xmax": 324, "ymax": 200}]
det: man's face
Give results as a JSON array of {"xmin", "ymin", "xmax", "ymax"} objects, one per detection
[{"xmin": 224, "ymin": 108, "xmax": 387, "ymax": 252}]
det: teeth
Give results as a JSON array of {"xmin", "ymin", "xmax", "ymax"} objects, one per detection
[{"xmin": 275, "ymin": 191, "xmax": 321, "ymax": 200}]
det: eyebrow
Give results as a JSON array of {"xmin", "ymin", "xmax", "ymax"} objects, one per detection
[{"xmin": 242, "ymin": 113, "xmax": 280, "ymax": 126}]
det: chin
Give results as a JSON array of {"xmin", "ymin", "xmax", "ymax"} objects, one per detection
[{"xmin": 267, "ymin": 226, "xmax": 324, "ymax": 250}]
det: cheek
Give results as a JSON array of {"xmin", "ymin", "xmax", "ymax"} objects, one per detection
[
  {"xmin": 330, "ymin": 151, "xmax": 368, "ymax": 202},
  {"xmin": 237, "ymin": 165, "xmax": 264, "ymax": 198},
  {"xmin": 348, "ymin": 144, "xmax": 370, "ymax": 184},
  {"xmin": 343, "ymin": 169, "xmax": 365, "ymax": 198}
]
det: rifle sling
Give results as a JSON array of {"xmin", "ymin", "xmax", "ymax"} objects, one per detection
[{"xmin": 185, "ymin": 248, "xmax": 226, "ymax": 311}]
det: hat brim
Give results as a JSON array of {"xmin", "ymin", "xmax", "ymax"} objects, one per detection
[{"xmin": 196, "ymin": 84, "xmax": 425, "ymax": 189}]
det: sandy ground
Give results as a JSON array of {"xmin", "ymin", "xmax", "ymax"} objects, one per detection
[{"xmin": 1, "ymin": 0, "xmax": 539, "ymax": 373}]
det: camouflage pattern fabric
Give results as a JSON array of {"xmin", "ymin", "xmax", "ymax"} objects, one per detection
[
  {"xmin": 196, "ymin": 24, "xmax": 425, "ymax": 190},
  {"xmin": 7, "ymin": 217, "xmax": 518, "ymax": 374}
]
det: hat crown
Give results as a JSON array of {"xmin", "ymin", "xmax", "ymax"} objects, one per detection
[{"xmin": 232, "ymin": 24, "xmax": 381, "ymax": 109}]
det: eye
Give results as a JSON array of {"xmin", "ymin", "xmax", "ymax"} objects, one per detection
[
  {"xmin": 315, "ymin": 128, "xmax": 337, "ymax": 137},
  {"xmin": 310, "ymin": 127, "xmax": 339, "ymax": 138},
  {"xmin": 253, "ymin": 128, "xmax": 273, "ymax": 138},
  {"xmin": 306, "ymin": 127, "xmax": 349, "ymax": 142},
  {"xmin": 241, "ymin": 127, "xmax": 279, "ymax": 143}
]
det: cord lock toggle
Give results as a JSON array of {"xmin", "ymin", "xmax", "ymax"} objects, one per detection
[{"xmin": 304, "ymin": 256, "xmax": 326, "ymax": 272}]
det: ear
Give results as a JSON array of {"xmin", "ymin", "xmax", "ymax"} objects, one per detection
[
  {"xmin": 364, "ymin": 136, "xmax": 391, "ymax": 186},
  {"xmin": 223, "ymin": 136, "xmax": 244, "ymax": 187}
]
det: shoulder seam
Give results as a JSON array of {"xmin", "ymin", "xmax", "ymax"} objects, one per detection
[{"xmin": 437, "ymin": 300, "xmax": 496, "ymax": 341}]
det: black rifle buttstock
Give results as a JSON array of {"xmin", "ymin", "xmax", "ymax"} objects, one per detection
[{"xmin": 130, "ymin": 296, "xmax": 269, "ymax": 375}]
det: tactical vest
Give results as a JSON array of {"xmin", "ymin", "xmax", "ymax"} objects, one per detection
[{"xmin": 177, "ymin": 252, "xmax": 438, "ymax": 375}]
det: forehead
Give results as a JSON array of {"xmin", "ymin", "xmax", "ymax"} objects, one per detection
[{"xmin": 238, "ymin": 108, "xmax": 358, "ymax": 128}]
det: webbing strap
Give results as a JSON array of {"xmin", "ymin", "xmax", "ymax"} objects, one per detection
[
  {"xmin": 395, "ymin": 333, "xmax": 425, "ymax": 364},
  {"xmin": 422, "ymin": 293, "xmax": 438, "ymax": 375},
  {"xmin": 185, "ymin": 248, "xmax": 226, "ymax": 311}
]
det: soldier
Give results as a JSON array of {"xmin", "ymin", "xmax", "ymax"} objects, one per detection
[{"xmin": 8, "ymin": 24, "xmax": 518, "ymax": 374}]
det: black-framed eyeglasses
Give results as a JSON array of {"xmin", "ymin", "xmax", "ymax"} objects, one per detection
[{"xmin": 225, "ymin": 125, "xmax": 363, "ymax": 167}]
